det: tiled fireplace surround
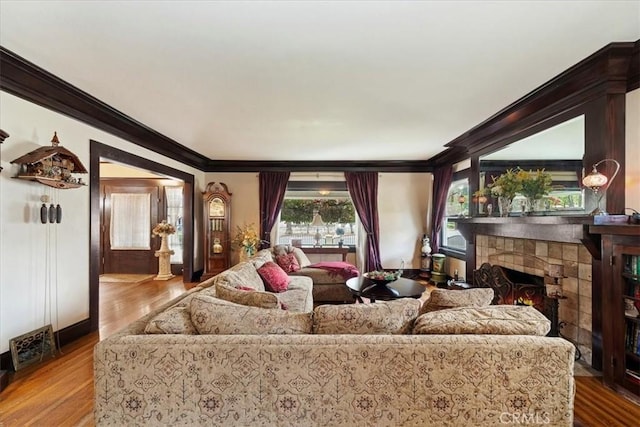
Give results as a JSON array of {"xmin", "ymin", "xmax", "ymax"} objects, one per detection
[{"xmin": 475, "ymin": 234, "xmax": 593, "ymax": 364}]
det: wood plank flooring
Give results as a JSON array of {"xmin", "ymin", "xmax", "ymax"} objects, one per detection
[{"xmin": 0, "ymin": 277, "xmax": 638, "ymax": 426}]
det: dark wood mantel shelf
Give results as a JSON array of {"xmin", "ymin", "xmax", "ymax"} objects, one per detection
[
  {"xmin": 454, "ymin": 215, "xmax": 602, "ymax": 261},
  {"xmin": 454, "ymin": 215, "xmax": 593, "ymax": 243}
]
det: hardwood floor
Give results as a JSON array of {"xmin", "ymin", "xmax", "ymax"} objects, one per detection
[{"xmin": 0, "ymin": 278, "xmax": 638, "ymax": 426}]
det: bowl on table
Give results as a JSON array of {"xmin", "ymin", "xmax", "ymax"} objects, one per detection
[{"xmin": 363, "ymin": 270, "xmax": 402, "ymax": 286}]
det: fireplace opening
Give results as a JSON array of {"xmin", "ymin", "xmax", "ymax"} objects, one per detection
[{"xmin": 473, "ymin": 262, "xmax": 548, "ymax": 315}]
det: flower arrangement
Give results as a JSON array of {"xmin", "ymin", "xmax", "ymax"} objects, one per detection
[
  {"xmin": 152, "ymin": 220, "xmax": 176, "ymax": 235},
  {"xmin": 517, "ymin": 168, "xmax": 553, "ymax": 200},
  {"xmin": 489, "ymin": 168, "xmax": 522, "ymax": 200},
  {"xmin": 232, "ymin": 223, "xmax": 261, "ymax": 256}
]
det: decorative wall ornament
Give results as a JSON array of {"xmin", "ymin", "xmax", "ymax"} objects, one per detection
[{"xmin": 10, "ymin": 131, "xmax": 87, "ymax": 189}]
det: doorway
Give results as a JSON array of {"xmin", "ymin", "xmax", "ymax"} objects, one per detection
[{"xmin": 89, "ymin": 140, "xmax": 195, "ymax": 332}]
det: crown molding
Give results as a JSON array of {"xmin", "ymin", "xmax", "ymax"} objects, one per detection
[{"xmin": 203, "ymin": 159, "xmax": 432, "ymax": 173}]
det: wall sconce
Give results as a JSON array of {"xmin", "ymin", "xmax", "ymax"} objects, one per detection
[
  {"xmin": 318, "ymin": 190, "xmax": 331, "ymax": 196},
  {"xmin": 582, "ymin": 158, "xmax": 620, "ymax": 215}
]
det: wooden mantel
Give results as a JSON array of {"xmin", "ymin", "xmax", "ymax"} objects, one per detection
[{"xmin": 455, "ymin": 216, "xmax": 593, "ymax": 245}]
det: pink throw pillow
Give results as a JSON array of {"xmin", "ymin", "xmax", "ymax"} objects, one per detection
[
  {"xmin": 257, "ymin": 261, "xmax": 291, "ymax": 293},
  {"xmin": 275, "ymin": 253, "xmax": 301, "ymax": 273}
]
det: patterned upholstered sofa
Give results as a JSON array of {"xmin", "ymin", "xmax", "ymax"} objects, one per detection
[{"xmin": 94, "ymin": 262, "xmax": 576, "ymax": 426}]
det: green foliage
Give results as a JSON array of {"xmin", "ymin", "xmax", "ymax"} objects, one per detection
[
  {"xmin": 281, "ymin": 199, "xmax": 356, "ymax": 224},
  {"xmin": 281, "ymin": 199, "xmax": 314, "ymax": 224}
]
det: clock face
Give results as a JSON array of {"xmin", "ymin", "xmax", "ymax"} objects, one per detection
[{"xmin": 209, "ymin": 198, "xmax": 225, "ymax": 217}]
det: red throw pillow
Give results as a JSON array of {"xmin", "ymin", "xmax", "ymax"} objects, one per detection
[
  {"xmin": 257, "ymin": 261, "xmax": 291, "ymax": 293},
  {"xmin": 275, "ymin": 253, "xmax": 301, "ymax": 273}
]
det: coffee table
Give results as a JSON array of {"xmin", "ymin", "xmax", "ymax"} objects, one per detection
[{"xmin": 345, "ymin": 276, "xmax": 426, "ymax": 303}]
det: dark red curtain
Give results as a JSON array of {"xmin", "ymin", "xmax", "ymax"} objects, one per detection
[
  {"xmin": 430, "ymin": 165, "xmax": 453, "ymax": 253},
  {"xmin": 259, "ymin": 171, "xmax": 290, "ymax": 248},
  {"xmin": 345, "ymin": 171, "xmax": 382, "ymax": 272}
]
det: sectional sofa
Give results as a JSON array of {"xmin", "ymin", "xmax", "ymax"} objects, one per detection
[{"xmin": 94, "ymin": 255, "xmax": 576, "ymax": 426}]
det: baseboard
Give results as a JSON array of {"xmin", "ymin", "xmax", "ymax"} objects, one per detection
[{"xmin": 0, "ymin": 318, "xmax": 91, "ymax": 374}]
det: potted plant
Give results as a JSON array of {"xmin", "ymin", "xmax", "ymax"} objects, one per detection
[
  {"xmin": 517, "ymin": 168, "xmax": 553, "ymax": 214},
  {"xmin": 489, "ymin": 169, "xmax": 522, "ymax": 216}
]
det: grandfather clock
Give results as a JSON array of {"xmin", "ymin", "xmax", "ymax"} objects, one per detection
[{"xmin": 202, "ymin": 182, "xmax": 232, "ymax": 280}]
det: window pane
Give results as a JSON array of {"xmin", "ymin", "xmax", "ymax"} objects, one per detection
[
  {"xmin": 165, "ymin": 186, "xmax": 183, "ymax": 263},
  {"xmin": 110, "ymin": 193, "xmax": 151, "ymax": 250},
  {"xmin": 277, "ymin": 195, "xmax": 356, "ymax": 248},
  {"xmin": 442, "ymin": 178, "xmax": 468, "ymax": 251}
]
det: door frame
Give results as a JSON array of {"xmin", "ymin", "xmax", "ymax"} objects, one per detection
[{"xmin": 89, "ymin": 140, "xmax": 195, "ymax": 331}]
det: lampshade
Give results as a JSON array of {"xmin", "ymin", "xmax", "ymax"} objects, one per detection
[
  {"xmin": 310, "ymin": 213, "xmax": 325, "ymax": 227},
  {"xmin": 582, "ymin": 158, "xmax": 620, "ymax": 215}
]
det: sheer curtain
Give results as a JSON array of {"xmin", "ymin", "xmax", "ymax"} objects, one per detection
[
  {"xmin": 430, "ymin": 165, "xmax": 453, "ymax": 253},
  {"xmin": 165, "ymin": 186, "xmax": 183, "ymax": 263},
  {"xmin": 345, "ymin": 171, "xmax": 382, "ymax": 272},
  {"xmin": 259, "ymin": 171, "xmax": 290, "ymax": 249},
  {"xmin": 110, "ymin": 193, "xmax": 150, "ymax": 249}
]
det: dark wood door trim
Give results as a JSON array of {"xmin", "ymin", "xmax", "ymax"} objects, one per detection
[{"xmin": 90, "ymin": 140, "xmax": 195, "ymax": 331}]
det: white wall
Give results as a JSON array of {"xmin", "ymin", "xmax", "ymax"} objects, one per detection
[
  {"xmin": 626, "ymin": 88, "xmax": 640, "ymax": 210},
  {"xmin": 0, "ymin": 91, "xmax": 206, "ymax": 353},
  {"xmin": 204, "ymin": 172, "xmax": 432, "ymax": 269}
]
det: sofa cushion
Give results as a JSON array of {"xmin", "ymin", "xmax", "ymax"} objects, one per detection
[
  {"xmin": 226, "ymin": 261, "xmax": 266, "ymax": 291},
  {"xmin": 313, "ymin": 298, "xmax": 421, "ymax": 335},
  {"xmin": 275, "ymin": 252, "xmax": 301, "ymax": 273},
  {"xmin": 215, "ymin": 282, "xmax": 281, "ymax": 309},
  {"xmin": 413, "ymin": 305, "xmax": 551, "ymax": 336},
  {"xmin": 190, "ymin": 294, "xmax": 313, "ymax": 334},
  {"xmin": 421, "ymin": 288, "xmax": 494, "ymax": 314},
  {"xmin": 257, "ymin": 261, "xmax": 291, "ymax": 292},
  {"xmin": 276, "ymin": 276, "xmax": 314, "ymax": 313},
  {"xmin": 291, "ymin": 247, "xmax": 312, "ymax": 268},
  {"xmin": 144, "ymin": 306, "xmax": 198, "ymax": 334}
]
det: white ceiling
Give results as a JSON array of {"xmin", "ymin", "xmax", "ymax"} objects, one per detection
[{"xmin": 1, "ymin": 1, "xmax": 638, "ymax": 162}]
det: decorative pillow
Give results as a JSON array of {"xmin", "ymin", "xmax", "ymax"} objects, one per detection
[
  {"xmin": 413, "ymin": 305, "xmax": 551, "ymax": 336},
  {"xmin": 313, "ymin": 298, "xmax": 422, "ymax": 335},
  {"xmin": 420, "ymin": 288, "xmax": 494, "ymax": 314},
  {"xmin": 257, "ymin": 261, "xmax": 291, "ymax": 292},
  {"xmin": 275, "ymin": 252, "xmax": 301, "ymax": 273},
  {"xmin": 291, "ymin": 247, "xmax": 312, "ymax": 268},
  {"xmin": 215, "ymin": 282, "xmax": 280, "ymax": 309},
  {"xmin": 190, "ymin": 294, "xmax": 312, "ymax": 334},
  {"xmin": 144, "ymin": 306, "xmax": 198, "ymax": 334},
  {"xmin": 272, "ymin": 244, "xmax": 291, "ymax": 257}
]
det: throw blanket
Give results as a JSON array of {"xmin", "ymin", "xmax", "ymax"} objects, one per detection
[{"xmin": 307, "ymin": 262, "xmax": 359, "ymax": 280}]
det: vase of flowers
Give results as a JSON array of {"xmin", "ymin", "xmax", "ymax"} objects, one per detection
[
  {"xmin": 517, "ymin": 168, "xmax": 553, "ymax": 214},
  {"xmin": 152, "ymin": 220, "xmax": 176, "ymax": 252},
  {"xmin": 233, "ymin": 223, "xmax": 260, "ymax": 261},
  {"xmin": 490, "ymin": 169, "xmax": 522, "ymax": 217}
]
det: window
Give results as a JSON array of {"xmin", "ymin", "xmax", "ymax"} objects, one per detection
[
  {"xmin": 165, "ymin": 186, "xmax": 184, "ymax": 264},
  {"xmin": 441, "ymin": 174, "xmax": 468, "ymax": 254},
  {"xmin": 276, "ymin": 181, "xmax": 357, "ymax": 248}
]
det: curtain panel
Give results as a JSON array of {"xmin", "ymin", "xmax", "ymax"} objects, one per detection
[
  {"xmin": 259, "ymin": 172, "xmax": 290, "ymax": 249},
  {"xmin": 110, "ymin": 193, "xmax": 151, "ymax": 250},
  {"xmin": 345, "ymin": 171, "xmax": 382, "ymax": 272},
  {"xmin": 430, "ymin": 165, "xmax": 453, "ymax": 253}
]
